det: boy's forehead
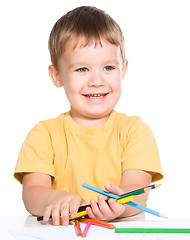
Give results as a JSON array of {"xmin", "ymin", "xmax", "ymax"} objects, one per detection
[{"xmin": 63, "ymin": 35, "xmax": 117, "ymax": 53}]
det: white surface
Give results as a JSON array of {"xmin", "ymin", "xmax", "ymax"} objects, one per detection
[
  {"xmin": 1, "ymin": 0, "xmax": 190, "ymax": 217},
  {"xmin": 0, "ymin": 215, "xmax": 190, "ymax": 240}
]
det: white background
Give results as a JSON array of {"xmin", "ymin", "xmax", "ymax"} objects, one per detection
[{"xmin": 0, "ymin": 0, "xmax": 190, "ymax": 218}]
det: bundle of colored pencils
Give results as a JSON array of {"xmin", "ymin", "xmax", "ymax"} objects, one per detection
[
  {"xmin": 82, "ymin": 183, "xmax": 166, "ymax": 219},
  {"xmin": 37, "ymin": 183, "xmax": 165, "ymax": 237}
]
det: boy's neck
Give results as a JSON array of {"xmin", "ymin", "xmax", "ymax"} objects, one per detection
[{"xmin": 70, "ymin": 110, "xmax": 112, "ymax": 128}]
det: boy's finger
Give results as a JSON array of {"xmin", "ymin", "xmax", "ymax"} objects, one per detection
[
  {"xmin": 52, "ymin": 203, "xmax": 61, "ymax": 226},
  {"xmin": 90, "ymin": 199, "xmax": 103, "ymax": 219},
  {"xmin": 108, "ymin": 198, "xmax": 126, "ymax": 214},
  {"xmin": 97, "ymin": 195, "xmax": 113, "ymax": 217},
  {"xmin": 60, "ymin": 202, "xmax": 69, "ymax": 226},
  {"xmin": 43, "ymin": 206, "xmax": 52, "ymax": 222},
  {"xmin": 69, "ymin": 198, "xmax": 81, "ymax": 219},
  {"xmin": 86, "ymin": 206, "xmax": 95, "ymax": 219}
]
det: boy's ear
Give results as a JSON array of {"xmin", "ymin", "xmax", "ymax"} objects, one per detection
[
  {"xmin": 122, "ymin": 60, "xmax": 128, "ymax": 79},
  {"xmin": 48, "ymin": 65, "xmax": 63, "ymax": 87}
]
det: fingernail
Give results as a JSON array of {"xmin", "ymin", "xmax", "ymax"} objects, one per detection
[
  {"xmin": 43, "ymin": 216, "xmax": 48, "ymax": 222},
  {"xmin": 90, "ymin": 199, "xmax": 96, "ymax": 204},
  {"xmin": 71, "ymin": 213, "xmax": 76, "ymax": 218},
  {"xmin": 63, "ymin": 220, "xmax": 68, "ymax": 225},
  {"xmin": 98, "ymin": 195, "xmax": 104, "ymax": 200},
  {"xmin": 109, "ymin": 198, "xmax": 114, "ymax": 203},
  {"xmin": 53, "ymin": 220, "xmax": 59, "ymax": 226}
]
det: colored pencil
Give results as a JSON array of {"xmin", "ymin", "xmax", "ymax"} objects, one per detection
[
  {"xmin": 74, "ymin": 220, "xmax": 82, "ymax": 236},
  {"xmin": 37, "ymin": 216, "xmax": 45, "ymax": 221},
  {"xmin": 37, "ymin": 210, "xmax": 88, "ymax": 222},
  {"xmin": 82, "ymin": 183, "xmax": 121, "ymax": 199},
  {"xmin": 79, "ymin": 218, "xmax": 116, "ymax": 229},
  {"xmin": 125, "ymin": 201, "xmax": 166, "ymax": 218},
  {"xmin": 69, "ymin": 210, "xmax": 88, "ymax": 221},
  {"xmin": 119, "ymin": 184, "xmax": 161, "ymax": 198},
  {"xmin": 115, "ymin": 228, "xmax": 190, "ymax": 233},
  {"xmin": 82, "ymin": 183, "xmax": 166, "ymax": 219},
  {"xmin": 117, "ymin": 195, "xmax": 134, "ymax": 204},
  {"xmin": 82, "ymin": 221, "xmax": 92, "ymax": 237}
]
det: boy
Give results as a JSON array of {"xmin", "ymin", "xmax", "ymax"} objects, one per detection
[{"xmin": 14, "ymin": 6, "xmax": 163, "ymax": 226}]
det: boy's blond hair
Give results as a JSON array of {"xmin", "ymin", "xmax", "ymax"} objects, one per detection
[{"xmin": 48, "ymin": 6, "xmax": 125, "ymax": 70}]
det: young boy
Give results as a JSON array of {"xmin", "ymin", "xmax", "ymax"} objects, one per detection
[{"xmin": 14, "ymin": 6, "xmax": 163, "ymax": 226}]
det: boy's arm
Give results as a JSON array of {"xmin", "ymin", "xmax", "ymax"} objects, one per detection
[
  {"xmin": 86, "ymin": 169, "xmax": 152, "ymax": 220},
  {"xmin": 118, "ymin": 169, "xmax": 152, "ymax": 217},
  {"xmin": 22, "ymin": 173, "xmax": 85, "ymax": 226}
]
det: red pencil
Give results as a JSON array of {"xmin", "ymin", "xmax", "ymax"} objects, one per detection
[{"xmin": 79, "ymin": 218, "xmax": 115, "ymax": 229}]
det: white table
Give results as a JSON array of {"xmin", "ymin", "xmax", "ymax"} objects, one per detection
[{"xmin": 1, "ymin": 213, "xmax": 190, "ymax": 240}]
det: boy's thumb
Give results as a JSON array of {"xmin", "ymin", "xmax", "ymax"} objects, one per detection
[{"xmin": 104, "ymin": 184, "xmax": 123, "ymax": 196}]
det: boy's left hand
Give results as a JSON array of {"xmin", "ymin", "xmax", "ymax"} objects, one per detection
[{"xmin": 86, "ymin": 184, "xmax": 126, "ymax": 221}]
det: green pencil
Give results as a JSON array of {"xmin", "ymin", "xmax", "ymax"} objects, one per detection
[{"xmin": 115, "ymin": 228, "xmax": 190, "ymax": 233}]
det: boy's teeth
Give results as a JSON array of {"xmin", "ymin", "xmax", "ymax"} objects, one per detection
[{"xmin": 85, "ymin": 94, "xmax": 106, "ymax": 98}]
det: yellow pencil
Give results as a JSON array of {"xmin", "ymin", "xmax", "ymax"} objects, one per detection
[
  {"xmin": 37, "ymin": 195, "xmax": 134, "ymax": 222},
  {"xmin": 117, "ymin": 195, "xmax": 133, "ymax": 204},
  {"xmin": 70, "ymin": 210, "xmax": 88, "ymax": 221}
]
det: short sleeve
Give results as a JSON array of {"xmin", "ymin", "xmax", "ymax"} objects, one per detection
[
  {"xmin": 14, "ymin": 122, "xmax": 55, "ymax": 183},
  {"xmin": 121, "ymin": 117, "xmax": 163, "ymax": 182}
]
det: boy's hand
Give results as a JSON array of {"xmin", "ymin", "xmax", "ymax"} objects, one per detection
[
  {"xmin": 22, "ymin": 173, "xmax": 86, "ymax": 227},
  {"xmin": 86, "ymin": 170, "xmax": 153, "ymax": 220},
  {"xmin": 86, "ymin": 184, "xmax": 126, "ymax": 221},
  {"xmin": 43, "ymin": 193, "xmax": 85, "ymax": 226}
]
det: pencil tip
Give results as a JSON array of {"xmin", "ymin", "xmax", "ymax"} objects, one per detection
[
  {"xmin": 159, "ymin": 213, "xmax": 167, "ymax": 218},
  {"xmin": 110, "ymin": 225, "xmax": 116, "ymax": 229},
  {"xmin": 155, "ymin": 184, "xmax": 162, "ymax": 188}
]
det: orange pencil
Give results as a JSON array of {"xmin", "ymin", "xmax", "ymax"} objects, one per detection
[
  {"xmin": 74, "ymin": 220, "xmax": 82, "ymax": 236},
  {"xmin": 79, "ymin": 218, "xmax": 115, "ymax": 229}
]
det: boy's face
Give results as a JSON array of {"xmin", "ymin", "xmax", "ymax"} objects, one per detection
[{"xmin": 49, "ymin": 37, "xmax": 128, "ymax": 124}]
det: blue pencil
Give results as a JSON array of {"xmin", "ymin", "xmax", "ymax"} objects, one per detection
[
  {"xmin": 82, "ymin": 183, "xmax": 160, "ymax": 199},
  {"xmin": 126, "ymin": 201, "xmax": 166, "ymax": 218},
  {"xmin": 82, "ymin": 183, "xmax": 120, "ymax": 199},
  {"xmin": 82, "ymin": 183, "xmax": 166, "ymax": 218}
]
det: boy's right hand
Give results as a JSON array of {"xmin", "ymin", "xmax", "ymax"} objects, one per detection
[
  {"xmin": 22, "ymin": 173, "xmax": 85, "ymax": 226},
  {"xmin": 43, "ymin": 192, "xmax": 85, "ymax": 226}
]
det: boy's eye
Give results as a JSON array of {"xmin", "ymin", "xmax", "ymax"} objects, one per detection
[
  {"xmin": 104, "ymin": 66, "xmax": 114, "ymax": 71},
  {"xmin": 76, "ymin": 67, "xmax": 88, "ymax": 72}
]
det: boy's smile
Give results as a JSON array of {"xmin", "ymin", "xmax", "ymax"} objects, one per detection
[
  {"xmin": 82, "ymin": 93, "xmax": 109, "ymax": 100},
  {"xmin": 49, "ymin": 37, "xmax": 128, "ymax": 127}
]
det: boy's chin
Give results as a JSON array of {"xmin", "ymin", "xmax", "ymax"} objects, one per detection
[
  {"xmin": 83, "ymin": 110, "xmax": 113, "ymax": 119},
  {"xmin": 71, "ymin": 106, "xmax": 114, "ymax": 119}
]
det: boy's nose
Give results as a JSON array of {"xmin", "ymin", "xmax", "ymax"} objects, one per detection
[{"xmin": 88, "ymin": 72, "xmax": 105, "ymax": 87}]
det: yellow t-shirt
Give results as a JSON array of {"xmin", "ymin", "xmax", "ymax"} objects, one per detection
[{"xmin": 14, "ymin": 110, "xmax": 163, "ymax": 203}]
